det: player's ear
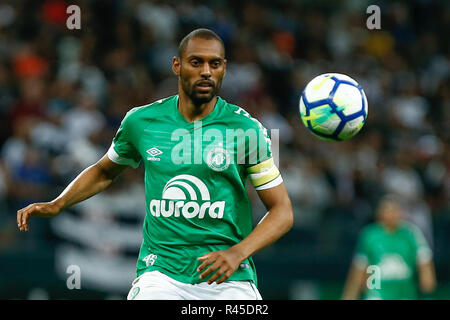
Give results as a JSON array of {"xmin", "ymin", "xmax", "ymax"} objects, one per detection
[{"xmin": 172, "ymin": 56, "xmax": 181, "ymax": 76}]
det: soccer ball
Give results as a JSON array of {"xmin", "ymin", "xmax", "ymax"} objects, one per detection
[{"xmin": 299, "ymin": 73, "xmax": 368, "ymax": 141}]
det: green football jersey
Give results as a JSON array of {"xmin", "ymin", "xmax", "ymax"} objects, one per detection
[
  {"xmin": 353, "ymin": 222, "xmax": 432, "ymax": 300},
  {"xmin": 107, "ymin": 95, "xmax": 282, "ymax": 286}
]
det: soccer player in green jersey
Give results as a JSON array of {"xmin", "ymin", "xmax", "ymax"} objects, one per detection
[
  {"xmin": 342, "ymin": 195, "xmax": 436, "ymax": 300},
  {"xmin": 16, "ymin": 29, "xmax": 294, "ymax": 300}
]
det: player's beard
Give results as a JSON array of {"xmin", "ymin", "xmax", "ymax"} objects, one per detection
[{"xmin": 180, "ymin": 72, "xmax": 222, "ymax": 107}]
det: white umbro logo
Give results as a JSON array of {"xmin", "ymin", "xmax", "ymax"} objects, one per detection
[{"xmin": 147, "ymin": 147, "xmax": 163, "ymax": 161}]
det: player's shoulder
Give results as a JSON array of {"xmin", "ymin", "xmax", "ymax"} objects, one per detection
[
  {"xmin": 219, "ymin": 97, "xmax": 266, "ymax": 130},
  {"xmin": 124, "ymin": 95, "xmax": 177, "ymax": 121},
  {"xmin": 398, "ymin": 221, "xmax": 424, "ymax": 238},
  {"xmin": 360, "ymin": 222, "xmax": 382, "ymax": 238}
]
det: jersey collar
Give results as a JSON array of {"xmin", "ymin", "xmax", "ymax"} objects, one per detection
[{"xmin": 174, "ymin": 95, "xmax": 224, "ymax": 126}]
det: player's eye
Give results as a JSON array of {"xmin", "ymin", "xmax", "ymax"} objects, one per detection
[
  {"xmin": 191, "ymin": 60, "xmax": 200, "ymax": 67},
  {"xmin": 210, "ymin": 60, "xmax": 221, "ymax": 68}
]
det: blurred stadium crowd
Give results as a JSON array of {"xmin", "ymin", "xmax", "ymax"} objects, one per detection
[{"xmin": 0, "ymin": 0, "xmax": 449, "ymax": 299}]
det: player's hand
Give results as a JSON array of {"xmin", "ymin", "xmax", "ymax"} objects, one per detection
[
  {"xmin": 197, "ymin": 247, "xmax": 244, "ymax": 284},
  {"xmin": 17, "ymin": 201, "xmax": 61, "ymax": 232}
]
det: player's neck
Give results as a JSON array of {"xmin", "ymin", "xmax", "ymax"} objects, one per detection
[
  {"xmin": 380, "ymin": 222, "xmax": 399, "ymax": 233},
  {"xmin": 178, "ymin": 92, "xmax": 217, "ymax": 123}
]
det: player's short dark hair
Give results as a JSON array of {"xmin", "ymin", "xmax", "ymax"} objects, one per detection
[{"xmin": 178, "ymin": 28, "xmax": 225, "ymax": 58}]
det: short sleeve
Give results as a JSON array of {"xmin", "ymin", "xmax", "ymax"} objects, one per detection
[
  {"xmin": 353, "ymin": 230, "xmax": 370, "ymax": 269},
  {"xmin": 245, "ymin": 120, "xmax": 282, "ymax": 190},
  {"xmin": 107, "ymin": 110, "xmax": 141, "ymax": 168}
]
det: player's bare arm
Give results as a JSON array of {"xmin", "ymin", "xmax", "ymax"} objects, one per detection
[
  {"xmin": 418, "ymin": 260, "xmax": 437, "ymax": 294},
  {"xmin": 341, "ymin": 263, "xmax": 367, "ymax": 300},
  {"xmin": 197, "ymin": 182, "xmax": 294, "ymax": 284},
  {"xmin": 17, "ymin": 154, "xmax": 127, "ymax": 232}
]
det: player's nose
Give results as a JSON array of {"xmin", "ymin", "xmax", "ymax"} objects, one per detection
[{"xmin": 200, "ymin": 63, "xmax": 212, "ymax": 77}]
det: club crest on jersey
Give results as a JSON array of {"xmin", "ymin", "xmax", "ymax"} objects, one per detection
[
  {"xmin": 149, "ymin": 174, "xmax": 225, "ymax": 219},
  {"xmin": 146, "ymin": 147, "xmax": 163, "ymax": 161},
  {"xmin": 206, "ymin": 145, "xmax": 230, "ymax": 172}
]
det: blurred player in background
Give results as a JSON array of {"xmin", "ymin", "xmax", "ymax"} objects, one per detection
[
  {"xmin": 341, "ymin": 195, "xmax": 436, "ymax": 300},
  {"xmin": 16, "ymin": 28, "xmax": 294, "ymax": 300}
]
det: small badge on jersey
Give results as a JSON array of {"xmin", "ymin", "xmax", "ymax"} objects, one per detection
[
  {"xmin": 143, "ymin": 254, "xmax": 158, "ymax": 267},
  {"xmin": 147, "ymin": 147, "xmax": 163, "ymax": 161},
  {"xmin": 206, "ymin": 145, "xmax": 231, "ymax": 172}
]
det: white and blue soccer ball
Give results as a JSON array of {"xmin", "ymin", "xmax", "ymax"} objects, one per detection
[{"xmin": 299, "ymin": 73, "xmax": 368, "ymax": 141}]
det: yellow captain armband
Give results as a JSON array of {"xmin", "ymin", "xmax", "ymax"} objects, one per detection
[{"xmin": 247, "ymin": 158, "xmax": 283, "ymax": 190}]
